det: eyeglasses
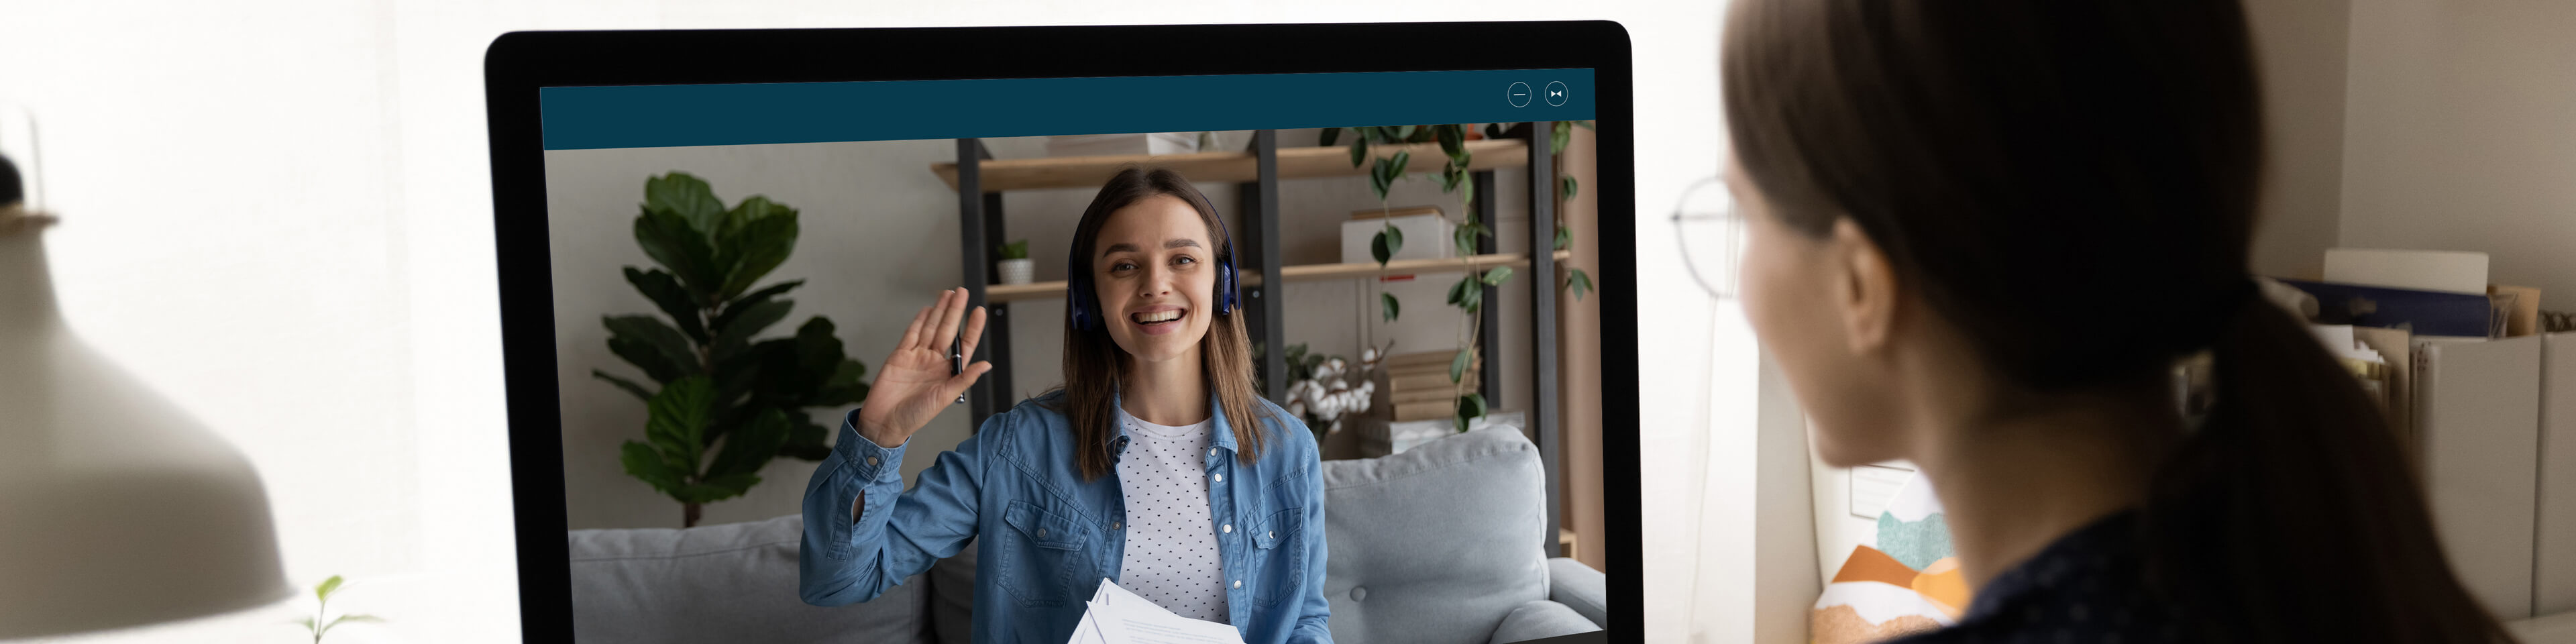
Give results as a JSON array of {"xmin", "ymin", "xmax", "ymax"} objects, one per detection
[{"xmin": 1670, "ymin": 177, "xmax": 1746, "ymax": 301}]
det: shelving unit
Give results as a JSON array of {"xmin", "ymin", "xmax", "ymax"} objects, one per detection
[{"xmin": 942, "ymin": 127, "xmax": 1566, "ymax": 557}]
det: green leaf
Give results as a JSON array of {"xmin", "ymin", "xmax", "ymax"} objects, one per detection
[
  {"xmin": 1450, "ymin": 347, "xmax": 1472, "ymax": 384},
  {"xmin": 645, "ymin": 172, "xmax": 724, "ymax": 234},
  {"xmin": 592, "ymin": 370, "xmax": 655, "ymax": 401},
  {"xmin": 1436, "ymin": 125, "xmax": 1464, "ymax": 162},
  {"xmin": 604, "ymin": 315, "xmax": 698, "ymax": 384},
  {"xmin": 1551, "ymin": 121, "xmax": 1572, "ymax": 156},
  {"xmin": 791, "ymin": 317, "xmax": 851, "ymax": 389},
  {"xmin": 1561, "ymin": 174, "xmax": 1578, "ymax": 199},
  {"xmin": 1454, "ymin": 218, "xmax": 1483, "ymax": 257},
  {"xmin": 710, "ymin": 299, "xmax": 793, "ymax": 361},
  {"xmin": 1484, "ymin": 123, "xmax": 1509, "ymax": 139},
  {"xmin": 726, "ymin": 280, "xmax": 806, "ymax": 313},
  {"xmin": 1555, "ymin": 223, "xmax": 1572, "ymax": 252},
  {"xmin": 808, "ymin": 358, "xmax": 869, "ymax": 408},
  {"xmin": 1318, "ymin": 127, "xmax": 1340, "ymax": 147},
  {"xmin": 320, "ymin": 614, "xmax": 386, "ymax": 638},
  {"xmin": 623, "ymin": 268, "xmax": 706, "ymax": 343},
  {"xmin": 1348, "ymin": 138, "xmax": 1368, "ymax": 168},
  {"xmin": 645, "ymin": 376, "xmax": 716, "ymax": 479},
  {"xmin": 1394, "ymin": 125, "xmax": 1417, "ymax": 140},
  {"xmin": 1382, "ymin": 292, "xmax": 1401, "ymax": 322},
  {"xmin": 622, "ymin": 441, "xmax": 686, "ymax": 493},
  {"xmin": 1575, "ymin": 119, "xmax": 1597, "ymax": 130},
  {"xmin": 1458, "ymin": 392, "xmax": 1488, "ymax": 423},
  {"xmin": 1368, "ymin": 156, "xmax": 1393, "ymax": 201},
  {"xmin": 1481, "ymin": 266, "xmax": 1515, "ymax": 286},
  {"xmin": 713, "ymin": 211, "xmax": 800, "ymax": 301},
  {"xmin": 315, "ymin": 575, "xmax": 345, "ymax": 602},
  {"xmin": 1370, "ymin": 230, "xmax": 1393, "ymax": 266},
  {"xmin": 779, "ymin": 413, "xmax": 834, "ymax": 461},
  {"xmin": 1568, "ymin": 268, "xmax": 1595, "ymax": 302},
  {"xmin": 635, "ymin": 206, "xmax": 722, "ymax": 302},
  {"xmin": 294, "ymin": 616, "xmax": 316, "ymax": 633},
  {"xmin": 1388, "ymin": 150, "xmax": 1411, "ymax": 178},
  {"xmin": 679, "ymin": 472, "xmax": 761, "ymax": 503},
  {"xmin": 707, "ymin": 407, "xmax": 792, "ymax": 478}
]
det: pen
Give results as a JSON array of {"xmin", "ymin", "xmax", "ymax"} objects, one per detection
[{"xmin": 950, "ymin": 334, "xmax": 967, "ymax": 404}]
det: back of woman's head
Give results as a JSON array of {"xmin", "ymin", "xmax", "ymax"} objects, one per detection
[{"xmin": 1722, "ymin": 1, "xmax": 2511, "ymax": 641}]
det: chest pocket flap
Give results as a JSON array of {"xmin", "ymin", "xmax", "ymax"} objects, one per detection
[
  {"xmin": 1004, "ymin": 499, "xmax": 1087, "ymax": 551},
  {"xmin": 1252, "ymin": 507, "xmax": 1298, "ymax": 550}
]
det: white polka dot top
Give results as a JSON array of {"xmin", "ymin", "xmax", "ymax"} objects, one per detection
[{"xmin": 1111, "ymin": 406, "xmax": 1231, "ymax": 624}]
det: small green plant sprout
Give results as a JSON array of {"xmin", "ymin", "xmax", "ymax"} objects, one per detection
[
  {"xmin": 291, "ymin": 575, "xmax": 382, "ymax": 644},
  {"xmin": 998, "ymin": 239, "xmax": 1030, "ymax": 260}
]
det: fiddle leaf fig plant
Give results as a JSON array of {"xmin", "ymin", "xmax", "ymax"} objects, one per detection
[{"xmin": 596, "ymin": 172, "xmax": 869, "ymax": 527}]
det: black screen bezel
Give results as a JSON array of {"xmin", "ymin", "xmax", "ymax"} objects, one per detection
[{"xmin": 482, "ymin": 21, "xmax": 1639, "ymax": 640}]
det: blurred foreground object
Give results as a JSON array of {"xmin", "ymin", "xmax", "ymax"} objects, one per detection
[{"xmin": 0, "ymin": 112, "xmax": 290, "ymax": 637}]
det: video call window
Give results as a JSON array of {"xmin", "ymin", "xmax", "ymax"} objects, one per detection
[{"xmin": 536, "ymin": 69, "xmax": 1609, "ymax": 643}]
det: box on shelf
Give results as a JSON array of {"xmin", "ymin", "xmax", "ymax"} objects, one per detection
[
  {"xmin": 1340, "ymin": 205, "xmax": 1456, "ymax": 265},
  {"xmin": 2414, "ymin": 334, "xmax": 2544, "ymax": 620},
  {"xmin": 1045, "ymin": 132, "xmax": 1201, "ymax": 158},
  {"xmin": 1375, "ymin": 350, "xmax": 1480, "ymax": 422}
]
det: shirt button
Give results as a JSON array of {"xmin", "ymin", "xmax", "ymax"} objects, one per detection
[
  {"xmin": 1208, "ymin": 447, "xmax": 1218, "ymax": 457},
  {"xmin": 1234, "ymin": 580, "xmax": 1242, "ymax": 589},
  {"xmin": 1111, "ymin": 521, "xmax": 1122, "ymax": 530},
  {"xmin": 1036, "ymin": 528, "xmax": 1047, "ymax": 538},
  {"xmin": 866, "ymin": 456, "xmax": 879, "ymax": 466},
  {"xmin": 1222, "ymin": 524, "xmax": 1233, "ymax": 533},
  {"xmin": 1266, "ymin": 531, "xmax": 1274, "ymax": 539},
  {"xmin": 1212, "ymin": 473, "xmax": 1224, "ymax": 483}
]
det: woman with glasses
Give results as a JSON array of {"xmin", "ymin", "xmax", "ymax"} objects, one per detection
[{"xmin": 1697, "ymin": 1, "xmax": 2514, "ymax": 642}]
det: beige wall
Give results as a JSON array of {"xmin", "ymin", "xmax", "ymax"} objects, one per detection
[
  {"xmin": 2245, "ymin": 0, "xmax": 2353, "ymax": 280},
  {"xmin": 2340, "ymin": 0, "xmax": 2576, "ymax": 309}
]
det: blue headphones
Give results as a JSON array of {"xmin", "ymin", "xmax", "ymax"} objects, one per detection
[{"xmin": 1068, "ymin": 208, "xmax": 1238, "ymax": 331}]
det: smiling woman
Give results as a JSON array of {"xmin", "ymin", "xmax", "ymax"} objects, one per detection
[{"xmin": 798, "ymin": 166, "xmax": 1333, "ymax": 644}]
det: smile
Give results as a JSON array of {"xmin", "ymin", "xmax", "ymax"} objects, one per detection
[{"xmin": 1129, "ymin": 307, "xmax": 1187, "ymax": 334}]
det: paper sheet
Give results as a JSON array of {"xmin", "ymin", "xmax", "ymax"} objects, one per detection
[{"xmin": 1065, "ymin": 579, "xmax": 1247, "ymax": 644}]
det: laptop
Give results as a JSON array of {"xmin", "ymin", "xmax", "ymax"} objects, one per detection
[{"xmin": 483, "ymin": 22, "xmax": 1633, "ymax": 643}]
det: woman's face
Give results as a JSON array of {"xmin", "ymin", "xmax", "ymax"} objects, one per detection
[
  {"xmin": 1092, "ymin": 194, "xmax": 1220, "ymax": 368},
  {"xmin": 1729, "ymin": 148, "xmax": 1910, "ymax": 467}
]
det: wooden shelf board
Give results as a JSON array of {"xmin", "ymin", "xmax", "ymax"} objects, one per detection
[
  {"xmin": 977, "ymin": 250, "xmax": 1573, "ymax": 303},
  {"xmin": 932, "ymin": 139, "xmax": 1530, "ymax": 192}
]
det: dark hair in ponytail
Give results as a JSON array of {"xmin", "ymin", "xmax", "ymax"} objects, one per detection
[{"xmin": 1722, "ymin": 1, "xmax": 2513, "ymax": 641}]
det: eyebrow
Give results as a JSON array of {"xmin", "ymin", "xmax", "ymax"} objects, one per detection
[{"xmin": 1099, "ymin": 238, "xmax": 1203, "ymax": 256}]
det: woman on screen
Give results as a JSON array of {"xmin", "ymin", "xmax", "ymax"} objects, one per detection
[
  {"xmin": 799, "ymin": 167, "xmax": 1332, "ymax": 644},
  {"xmin": 1705, "ymin": 1, "xmax": 2512, "ymax": 643}
]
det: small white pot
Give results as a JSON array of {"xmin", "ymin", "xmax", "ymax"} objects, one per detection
[{"xmin": 997, "ymin": 258, "xmax": 1035, "ymax": 285}]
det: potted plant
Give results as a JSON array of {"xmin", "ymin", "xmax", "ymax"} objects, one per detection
[
  {"xmin": 996, "ymin": 239, "xmax": 1034, "ymax": 285},
  {"xmin": 592, "ymin": 172, "xmax": 869, "ymax": 527}
]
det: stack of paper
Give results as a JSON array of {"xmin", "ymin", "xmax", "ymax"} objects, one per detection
[{"xmin": 1066, "ymin": 579, "xmax": 1246, "ymax": 644}]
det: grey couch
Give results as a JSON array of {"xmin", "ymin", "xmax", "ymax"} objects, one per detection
[{"xmin": 568, "ymin": 426, "xmax": 1606, "ymax": 643}]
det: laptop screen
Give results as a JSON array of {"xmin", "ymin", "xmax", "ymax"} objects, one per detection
[{"xmin": 531, "ymin": 64, "xmax": 1609, "ymax": 643}]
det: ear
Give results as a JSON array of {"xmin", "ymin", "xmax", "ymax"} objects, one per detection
[{"xmin": 1829, "ymin": 218, "xmax": 1900, "ymax": 355}]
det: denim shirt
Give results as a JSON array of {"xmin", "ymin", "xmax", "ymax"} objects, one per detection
[{"xmin": 800, "ymin": 389, "xmax": 1332, "ymax": 644}]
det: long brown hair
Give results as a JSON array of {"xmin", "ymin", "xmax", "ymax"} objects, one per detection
[
  {"xmin": 1049, "ymin": 166, "xmax": 1271, "ymax": 480},
  {"xmin": 1723, "ymin": 1, "xmax": 2512, "ymax": 641}
]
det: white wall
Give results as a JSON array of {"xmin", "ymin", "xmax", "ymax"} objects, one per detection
[
  {"xmin": 2340, "ymin": 0, "xmax": 2576, "ymax": 309},
  {"xmin": 2245, "ymin": 0, "xmax": 2353, "ymax": 280},
  {"xmin": 8, "ymin": 1, "xmax": 1743, "ymax": 643}
]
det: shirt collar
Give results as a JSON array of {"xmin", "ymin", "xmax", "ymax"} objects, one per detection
[{"xmin": 1106, "ymin": 384, "xmax": 1238, "ymax": 455}]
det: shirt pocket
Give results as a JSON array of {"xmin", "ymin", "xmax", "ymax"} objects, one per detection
[
  {"xmin": 1245, "ymin": 506, "xmax": 1304, "ymax": 608},
  {"xmin": 998, "ymin": 498, "xmax": 1090, "ymax": 608}
]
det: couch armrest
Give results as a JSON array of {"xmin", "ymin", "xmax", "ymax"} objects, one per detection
[
  {"xmin": 1546, "ymin": 557, "xmax": 1607, "ymax": 628},
  {"xmin": 1489, "ymin": 600, "xmax": 1601, "ymax": 644}
]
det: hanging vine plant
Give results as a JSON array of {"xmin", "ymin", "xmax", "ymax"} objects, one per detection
[{"xmin": 1319, "ymin": 121, "xmax": 1596, "ymax": 432}]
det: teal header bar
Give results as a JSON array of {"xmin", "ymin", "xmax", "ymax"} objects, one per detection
[{"xmin": 539, "ymin": 68, "xmax": 1594, "ymax": 150}]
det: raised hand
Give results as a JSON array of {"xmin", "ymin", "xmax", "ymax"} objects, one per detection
[{"xmin": 854, "ymin": 287, "xmax": 991, "ymax": 448}]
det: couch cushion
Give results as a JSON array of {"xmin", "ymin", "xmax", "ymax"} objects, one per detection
[
  {"xmin": 1321, "ymin": 427, "xmax": 1550, "ymax": 644},
  {"xmin": 568, "ymin": 515, "xmax": 931, "ymax": 644}
]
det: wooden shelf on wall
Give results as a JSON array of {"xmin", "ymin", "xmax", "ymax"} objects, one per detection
[
  {"xmin": 979, "ymin": 250, "xmax": 1573, "ymax": 303},
  {"xmin": 931, "ymin": 140, "xmax": 1532, "ymax": 192}
]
